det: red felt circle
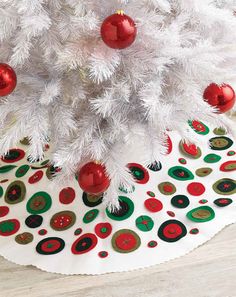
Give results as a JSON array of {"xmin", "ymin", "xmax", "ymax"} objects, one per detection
[
  {"xmin": 127, "ymin": 163, "xmax": 150, "ymax": 184},
  {"xmin": 144, "ymin": 198, "xmax": 163, "ymax": 212},
  {"xmin": 95, "ymin": 222, "xmax": 112, "ymax": 239},
  {"xmin": 163, "ymin": 223, "xmax": 183, "ymax": 239},
  {"xmin": 115, "ymin": 232, "xmax": 137, "ymax": 251},
  {"xmin": 0, "ymin": 206, "xmax": 9, "ymax": 218},
  {"xmin": 1, "ymin": 149, "xmax": 25, "ymax": 163},
  {"xmin": 187, "ymin": 182, "xmax": 206, "ymax": 196},
  {"xmin": 51, "ymin": 214, "xmax": 73, "ymax": 230},
  {"xmin": 41, "ymin": 239, "xmax": 61, "ymax": 253},
  {"xmin": 0, "ymin": 219, "xmax": 20, "ymax": 236},
  {"xmin": 59, "ymin": 187, "xmax": 76, "ymax": 204},
  {"xmin": 71, "ymin": 233, "xmax": 98, "ymax": 255},
  {"xmin": 28, "ymin": 170, "xmax": 44, "ymax": 184},
  {"xmin": 182, "ymin": 143, "xmax": 198, "ymax": 156}
]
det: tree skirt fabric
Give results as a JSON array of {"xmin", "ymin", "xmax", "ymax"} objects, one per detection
[{"xmin": 0, "ymin": 121, "xmax": 235, "ymax": 275}]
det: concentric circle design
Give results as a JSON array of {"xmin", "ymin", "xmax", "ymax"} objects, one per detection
[
  {"xmin": 0, "ymin": 219, "xmax": 20, "ymax": 236},
  {"xmin": 71, "ymin": 233, "xmax": 98, "ymax": 255},
  {"xmin": 25, "ymin": 215, "xmax": 43, "ymax": 228},
  {"xmin": 204, "ymin": 154, "xmax": 222, "ymax": 163},
  {"xmin": 36, "ymin": 237, "xmax": 65, "ymax": 255},
  {"xmin": 180, "ymin": 142, "xmax": 202, "ymax": 159},
  {"xmin": 158, "ymin": 182, "xmax": 176, "ymax": 195},
  {"xmin": 112, "ymin": 229, "xmax": 141, "ymax": 253},
  {"xmin": 26, "ymin": 192, "xmax": 52, "ymax": 214},
  {"xmin": 189, "ymin": 228, "xmax": 199, "ymax": 235},
  {"xmin": 59, "ymin": 187, "xmax": 76, "ymax": 205},
  {"xmin": 187, "ymin": 182, "xmax": 205, "ymax": 196},
  {"xmin": 171, "ymin": 195, "xmax": 190, "ymax": 209},
  {"xmin": 82, "ymin": 192, "xmax": 103, "ymax": 207},
  {"xmin": 1, "ymin": 149, "xmax": 25, "ymax": 163},
  {"xmin": 168, "ymin": 166, "xmax": 194, "ymax": 181},
  {"xmin": 195, "ymin": 167, "xmax": 213, "ymax": 177},
  {"xmin": 95, "ymin": 223, "xmax": 112, "ymax": 239},
  {"xmin": 209, "ymin": 137, "xmax": 233, "ymax": 151},
  {"xmin": 50, "ymin": 211, "xmax": 76, "ymax": 231},
  {"xmin": 127, "ymin": 163, "xmax": 149, "ymax": 184},
  {"xmin": 15, "ymin": 232, "xmax": 33, "ymax": 245},
  {"xmin": 220, "ymin": 161, "xmax": 236, "ymax": 172},
  {"xmin": 213, "ymin": 179, "xmax": 236, "ymax": 195},
  {"xmin": 214, "ymin": 198, "xmax": 233, "ymax": 207},
  {"xmin": 188, "ymin": 120, "xmax": 209, "ymax": 135},
  {"xmin": 5, "ymin": 181, "xmax": 26, "ymax": 204},
  {"xmin": 83, "ymin": 209, "xmax": 99, "ymax": 224},
  {"xmin": 187, "ymin": 206, "xmax": 215, "ymax": 222},
  {"xmin": 147, "ymin": 241, "xmax": 158, "ymax": 248},
  {"xmin": 98, "ymin": 251, "xmax": 108, "ymax": 258},
  {"xmin": 144, "ymin": 198, "xmax": 163, "ymax": 213},
  {"xmin": 15, "ymin": 165, "xmax": 30, "ymax": 178},
  {"xmin": 106, "ymin": 196, "xmax": 134, "ymax": 221},
  {"xmin": 136, "ymin": 215, "xmax": 154, "ymax": 232},
  {"xmin": 158, "ymin": 220, "xmax": 187, "ymax": 243}
]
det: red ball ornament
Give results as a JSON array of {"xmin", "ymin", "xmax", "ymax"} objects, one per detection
[
  {"xmin": 78, "ymin": 162, "xmax": 110, "ymax": 195},
  {"xmin": 0, "ymin": 63, "xmax": 17, "ymax": 96},
  {"xmin": 101, "ymin": 11, "xmax": 137, "ymax": 49},
  {"xmin": 203, "ymin": 83, "xmax": 235, "ymax": 113}
]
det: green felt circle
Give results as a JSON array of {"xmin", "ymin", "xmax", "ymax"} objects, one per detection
[
  {"xmin": 187, "ymin": 206, "xmax": 215, "ymax": 222},
  {"xmin": 0, "ymin": 186, "xmax": 3, "ymax": 198},
  {"xmin": 27, "ymin": 192, "xmax": 52, "ymax": 214},
  {"xmin": 168, "ymin": 166, "xmax": 194, "ymax": 181},
  {"xmin": 83, "ymin": 209, "xmax": 99, "ymax": 224},
  {"xmin": 15, "ymin": 165, "xmax": 30, "ymax": 178},
  {"xmin": 204, "ymin": 154, "xmax": 222, "ymax": 163},
  {"xmin": 135, "ymin": 215, "xmax": 154, "ymax": 232},
  {"xmin": 0, "ymin": 165, "xmax": 17, "ymax": 174},
  {"xmin": 106, "ymin": 196, "xmax": 134, "ymax": 221}
]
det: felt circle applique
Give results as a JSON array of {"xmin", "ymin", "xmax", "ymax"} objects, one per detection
[
  {"xmin": 0, "ymin": 165, "xmax": 17, "ymax": 174},
  {"xmin": 0, "ymin": 186, "xmax": 3, "ymax": 198},
  {"xmin": 214, "ymin": 198, "xmax": 233, "ymax": 207},
  {"xmin": 187, "ymin": 182, "xmax": 205, "ymax": 196},
  {"xmin": 15, "ymin": 232, "xmax": 33, "ymax": 245},
  {"xmin": 135, "ymin": 215, "xmax": 154, "ymax": 232},
  {"xmin": 59, "ymin": 187, "xmax": 76, "ymax": 205},
  {"xmin": 0, "ymin": 206, "xmax": 9, "ymax": 218},
  {"xmin": 5, "ymin": 181, "xmax": 26, "ymax": 204},
  {"xmin": 36, "ymin": 237, "xmax": 65, "ymax": 255},
  {"xmin": 50, "ymin": 211, "xmax": 76, "ymax": 231},
  {"xmin": 25, "ymin": 215, "xmax": 43, "ymax": 228},
  {"xmin": 220, "ymin": 161, "xmax": 236, "ymax": 172},
  {"xmin": 127, "ymin": 163, "xmax": 149, "ymax": 184},
  {"xmin": 171, "ymin": 195, "xmax": 190, "ymax": 209},
  {"xmin": 144, "ymin": 198, "xmax": 163, "ymax": 213},
  {"xmin": 26, "ymin": 192, "xmax": 52, "ymax": 214},
  {"xmin": 168, "ymin": 166, "xmax": 194, "ymax": 181},
  {"xmin": 147, "ymin": 240, "xmax": 158, "ymax": 248},
  {"xmin": 83, "ymin": 209, "xmax": 99, "ymax": 223},
  {"xmin": 179, "ymin": 158, "xmax": 187, "ymax": 165},
  {"xmin": 74, "ymin": 228, "xmax": 83, "ymax": 236},
  {"xmin": 179, "ymin": 142, "xmax": 202, "ymax": 159},
  {"xmin": 209, "ymin": 137, "xmax": 233, "ymax": 151},
  {"xmin": 187, "ymin": 206, "xmax": 215, "ymax": 222},
  {"xmin": 112, "ymin": 229, "xmax": 141, "ymax": 253},
  {"xmin": 212, "ymin": 179, "xmax": 236, "ymax": 195},
  {"xmin": 15, "ymin": 165, "xmax": 30, "ymax": 178},
  {"xmin": 204, "ymin": 154, "xmax": 222, "ymax": 163},
  {"xmin": 147, "ymin": 161, "xmax": 162, "ymax": 172},
  {"xmin": 158, "ymin": 182, "xmax": 176, "ymax": 195},
  {"xmin": 82, "ymin": 192, "xmax": 103, "ymax": 207},
  {"xmin": 0, "ymin": 219, "xmax": 20, "ymax": 236},
  {"xmin": 98, "ymin": 251, "xmax": 108, "ymax": 258},
  {"xmin": 95, "ymin": 222, "xmax": 112, "ymax": 239},
  {"xmin": 213, "ymin": 127, "xmax": 227, "ymax": 136},
  {"xmin": 71, "ymin": 233, "xmax": 98, "ymax": 255},
  {"xmin": 189, "ymin": 228, "xmax": 199, "ymax": 235},
  {"xmin": 227, "ymin": 151, "xmax": 236, "ymax": 156},
  {"xmin": 1, "ymin": 149, "xmax": 25, "ymax": 163},
  {"xmin": 106, "ymin": 196, "xmax": 134, "ymax": 221},
  {"xmin": 28, "ymin": 170, "xmax": 44, "ymax": 184},
  {"xmin": 158, "ymin": 220, "xmax": 187, "ymax": 243},
  {"xmin": 188, "ymin": 120, "xmax": 209, "ymax": 135},
  {"xmin": 195, "ymin": 167, "xmax": 213, "ymax": 177}
]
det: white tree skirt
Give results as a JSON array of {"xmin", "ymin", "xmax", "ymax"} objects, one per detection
[{"xmin": 0, "ymin": 121, "xmax": 235, "ymax": 275}]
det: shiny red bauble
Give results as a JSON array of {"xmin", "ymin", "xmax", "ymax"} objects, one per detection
[
  {"xmin": 203, "ymin": 83, "xmax": 235, "ymax": 113},
  {"xmin": 101, "ymin": 12, "xmax": 137, "ymax": 49},
  {"xmin": 0, "ymin": 63, "xmax": 17, "ymax": 96},
  {"xmin": 78, "ymin": 162, "xmax": 110, "ymax": 195}
]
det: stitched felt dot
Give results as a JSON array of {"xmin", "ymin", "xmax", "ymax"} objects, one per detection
[
  {"xmin": 158, "ymin": 182, "xmax": 176, "ymax": 195},
  {"xmin": 179, "ymin": 158, "xmax": 187, "ymax": 165},
  {"xmin": 36, "ymin": 237, "xmax": 65, "ymax": 255},
  {"xmin": 167, "ymin": 211, "xmax": 175, "ymax": 217},
  {"xmin": 158, "ymin": 220, "xmax": 187, "ymax": 243},
  {"xmin": 147, "ymin": 240, "xmax": 158, "ymax": 248},
  {"xmin": 213, "ymin": 179, "xmax": 236, "ymax": 195},
  {"xmin": 71, "ymin": 233, "xmax": 98, "ymax": 255},
  {"xmin": 112, "ymin": 229, "xmax": 141, "ymax": 253},
  {"xmin": 15, "ymin": 232, "xmax": 33, "ymax": 244},
  {"xmin": 15, "ymin": 165, "xmax": 30, "ymax": 178},
  {"xmin": 95, "ymin": 223, "xmax": 112, "ymax": 239},
  {"xmin": 199, "ymin": 199, "xmax": 208, "ymax": 204},
  {"xmin": 147, "ymin": 191, "xmax": 155, "ymax": 197},
  {"xmin": 189, "ymin": 228, "xmax": 199, "ymax": 235},
  {"xmin": 27, "ymin": 192, "xmax": 52, "ymax": 214},
  {"xmin": 135, "ymin": 215, "xmax": 154, "ymax": 232},
  {"xmin": 209, "ymin": 136, "xmax": 233, "ymax": 151},
  {"xmin": 38, "ymin": 229, "xmax": 47, "ymax": 236},
  {"xmin": 195, "ymin": 167, "xmax": 213, "ymax": 177},
  {"xmin": 187, "ymin": 182, "xmax": 205, "ymax": 196},
  {"xmin": 1, "ymin": 149, "xmax": 25, "ymax": 163},
  {"xmin": 127, "ymin": 163, "xmax": 149, "ymax": 184},
  {"xmin": 74, "ymin": 228, "xmax": 83, "ymax": 236},
  {"xmin": 171, "ymin": 195, "xmax": 190, "ymax": 209},
  {"xmin": 83, "ymin": 209, "xmax": 99, "ymax": 224},
  {"xmin": 98, "ymin": 251, "xmax": 108, "ymax": 258},
  {"xmin": 0, "ymin": 219, "xmax": 20, "ymax": 236},
  {"xmin": 106, "ymin": 196, "xmax": 134, "ymax": 221},
  {"xmin": 168, "ymin": 166, "xmax": 194, "ymax": 181},
  {"xmin": 0, "ymin": 206, "xmax": 9, "ymax": 218},
  {"xmin": 188, "ymin": 120, "xmax": 209, "ymax": 135},
  {"xmin": 25, "ymin": 215, "xmax": 43, "ymax": 228},
  {"xmin": 144, "ymin": 198, "xmax": 163, "ymax": 213},
  {"xmin": 204, "ymin": 154, "xmax": 222, "ymax": 163},
  {"xmin": 5, "ymin": 181, "xmax": 26, "ymax": 205},
  {"xmin": 50, "ymin": 211, "xmax": 76, "ymax": 231},
  {"xmin": 59, "ymin": 187, "xmax": 76, "ymax": 205},
  {"xmin": 220, "ymin": 161, "xmax": 236, "ymax": 172},
  {"xmin": 227, "ymin": 151, "xmax": 236, "ymax": 156},
  {"xmin": 187, "ymin": 206, "xmax": 215, "ymax": 223},
  {"xmin": 214, "ymin": 198, "xmax": 233, "ymax": 207},
  {"xmin": 28, "ymin": 170, "xmax": 44, "ymax": 184}
]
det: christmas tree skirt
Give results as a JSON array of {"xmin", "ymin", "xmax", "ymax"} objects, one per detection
[{"xmin": 0, "ymin": 121, "xmax": 235, "ymax": 275}]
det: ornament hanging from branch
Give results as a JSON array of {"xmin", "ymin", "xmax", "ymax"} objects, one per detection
[{"xmin": 0, "ymin": 63, "xmax": 17, "ymax": 97}]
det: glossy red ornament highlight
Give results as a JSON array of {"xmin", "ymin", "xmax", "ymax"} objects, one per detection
[
  {"xmin": 203, "ymin": 83, "xmax": 235, "ymax": 113},
  {"xmin": 0, "ymin": 63, "xmax": 17, "ymax": 96},
  {"xmin": 78, "ymin": 162, "xmax": 110, "ymax": 195},
  {"xmin": 101, "ymin": 13, "xmax": 137, "ymax": 49}
]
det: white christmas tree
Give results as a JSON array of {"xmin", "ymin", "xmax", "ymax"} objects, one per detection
[{"xmin": 0, "ymin": 0, "xmax": 236, "ymax": 209}]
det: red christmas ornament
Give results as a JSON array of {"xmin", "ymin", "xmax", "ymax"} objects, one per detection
[
  {"xmin": 101, "ymin": 11, "xmax": 137, "ymax": 49},
  {"xmin": 78, "ymin": 162, "xmax": 110, "ymax": 195},
  {"xmin": 0, "ymin": 63, "xmax": 17, "ymax": 96},
  {"xmin": 203, "ymin": 83, "xmax": 235, "ymax": 113}
]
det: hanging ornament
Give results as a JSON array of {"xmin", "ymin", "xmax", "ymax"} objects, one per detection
[
  {"xmin": 78, "ymin": 162, "xmax": 110, "ymax": 195},
  {"xmin": 203, "ymin": 83, "xmax": 235, "ymax": 113},
  {"xmin": 0, "ymin": 63, "xmax": 17, "ymax": 96},
  {"xmin": 101, "ymin": 10, "xmax": 137, "ymax": 49}
]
